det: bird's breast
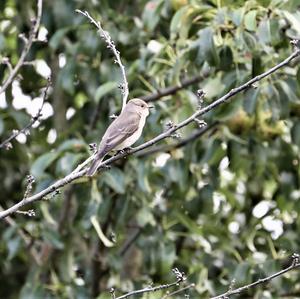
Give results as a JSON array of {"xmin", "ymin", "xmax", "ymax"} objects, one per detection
[{"xmin": 114, "ymin": 115, "xmax": 147, "ymax": 150}]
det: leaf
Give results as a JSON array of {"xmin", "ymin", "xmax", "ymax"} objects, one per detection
[
  {"xmin": 283, "ymin": 11, "xmax": 300, "ymax": 35},
  {"xmin": 277, "ymin": 81, "xmax": 299, "ymax": 103},
  {"xmin": 243, "ymin": 87, "xmax": 260, "ymax": 114},
  {"xmin": 94, "ymin": 82, "xmax": 118, "ymax": 103},
  {"xmin": 174, "ymin": 211, "xmax": 203, "ymax": 234},
  {"xmin": 136, "ymin": 207, "xmax": 156, "ymax": 226},
  {"xmin": 90, "ymin": 215, "xmax": 114, "ymax": 247},
  {"xmin": 7, "ymin": 236, "xmax": 21, "ymax": 260},
  {"xmin": 233, "ymin": 262, "xmax": 250, "ymax": 284},
  {"xmin": 219, "ymin": 46, "xmax": 233, "ymax": 70},
  {"xmin": 257, "ymin": 19, "xmax": 271, "ymax": 44},
  {"xmin": 102, "ymin": 168, "xmax": 125, "ymax": 194},
  {"xmin": 0, "ymin": 116, "xmax": 4, "ymax": 135},
  {"xmin": 31, "ymin": 152, "xmax": 60, "ymax": 178},
  {"xmin": 56, "ymin": 153, "xmax": 83, "ymax": 175},
  {"xmin": 196, "ymin": 27, "xmax": 220, "ymax": 66},
  {"xmin": 57, "ymin": 139, "xmax": 86, "ymax": 152},
  {"xmin": 244, "ymin": 10, "xmax": 257, "ymax": 31},
  {"xmin": 43, "ymin": 229, "xmax": 64, "ymax": 249},
  {"xmin": 291, "ymin": 122, "xmax": 300, "ymax": 146},
  {"xmin": 49, "ymin": 27, "xmax": 71, "ymax": 50}
]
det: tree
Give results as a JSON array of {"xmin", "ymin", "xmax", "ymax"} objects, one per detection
[{"xmin": 0, "ymin": 0, "xmax": 300, "ymax": 298}]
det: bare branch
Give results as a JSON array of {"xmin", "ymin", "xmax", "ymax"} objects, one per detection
[
  {"xmin": 75, "ymin": 9, "xmax": 129, "ymax": 112},
  {"xmin": 0, "ymin": 46, "xmax": 299, "ymax": 219},
  {"xmin": 0, "ymin": 0, "xmax": 43, "ymax": 95},
  {"xmin": 211, "ymin": 254, "xmax": 300, "ymax": 299},
  {"xmin": 136, "ymin": 122, "xmax": 218, "ymax": 157},
  {"xmin": 114, "ymin": 268, "xmax": 186, "ymax": 299},
  {"xmin": 162, "ymin": 283, "xmax": 195, "ymax": 299},
  {"xmin": 141, "ymin": 74, "xmax": 208, "ymax": 102},
  {"xmin": 0, "ymin": 204, "xmax": 41, "ymax": 264},
  {"xmin": 0, "ymin": 77, "xmax": 51, "ymax": 150}
]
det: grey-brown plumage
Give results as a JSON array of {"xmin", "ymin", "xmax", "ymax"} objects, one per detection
[{"xmin": 87, "ymin": 98, "xmax": 151, "ymax": 176}]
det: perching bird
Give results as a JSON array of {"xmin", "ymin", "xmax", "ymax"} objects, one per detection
[{"xmin": 87, "ymin": 98, "xmax": 152, "ymax": 176}]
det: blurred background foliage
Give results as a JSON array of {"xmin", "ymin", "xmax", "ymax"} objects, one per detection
[{"xmin": 1, "ymin": 0, "xmax": 300, "ymax": 298}]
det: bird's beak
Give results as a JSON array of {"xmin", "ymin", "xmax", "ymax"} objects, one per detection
[{"xmin": 147, "ymin": 104, "xmax": 154, "ymax": 109}]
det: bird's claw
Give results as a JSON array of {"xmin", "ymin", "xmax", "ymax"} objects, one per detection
[{"xmin": 115, "ymin": 147, "xmax": 133, "ymax": 155}]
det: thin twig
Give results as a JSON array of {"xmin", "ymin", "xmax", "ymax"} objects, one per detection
[
  {"xmin": 141, "ymin": 74, "xmax": 208, "ymax": 102},
  {"xmin": 75, "ymin": 9, "xmax": 129, "ymax": 111},
  {"xmin": 0, "ymin": 77, "xmax": 51, "ymax": 150},
  {"xmin": 115, "ymin": 268, "xmax": 186, "ymax": 299},
  {"xmin": 0, "ymin": 46, "xmax": 299, "ymax": 219},
  {"xmin": 0, "ymin": 0, "xmax": 43, "ymax": 95},
  {"xmin": 136, "ymin": 122, "xmax": 218, "ymax": 157},
  {"xmin": 211, "ymin": 254, "xmax": 300, "ymax": 299},
  {"xmin": 162, "ymin": 283, "xmax": 195, "ymax": 299},
  {"xmin": 0, "ymin": 204, "xmax": 41, "ymax": 264},
  {"xmin": 115, "ymin": 281, "xmax": 181, "ymax": 299}
]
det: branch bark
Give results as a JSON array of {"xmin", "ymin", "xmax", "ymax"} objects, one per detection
[
  {"xmin": 0, "ymin": 0, "xmax": 43, "ymax": 95},
  {"xmin": 0, "ymin": 78, "xmax": 51, "ymax": 150},
  {"xmin": 210, "ymin": 254, "xmax": 300, "ymax": 299},
  {"xmin": 141, "ymin": 74, "xmax": 208, "ymax": 102},
  {"xmin": 75, "ymin": 10, "xmax": 129, "ymax": 111},
  {"xmin": 0, "ymin": 47, "xmax": 299, "ymax": 220}
]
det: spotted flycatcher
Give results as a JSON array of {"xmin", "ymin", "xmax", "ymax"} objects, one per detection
[{"xmin": 87, "ymin": 98, "xmax": 152, "ymax": 176}]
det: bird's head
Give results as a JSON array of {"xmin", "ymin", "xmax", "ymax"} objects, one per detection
[{"xmin": 126, "ymin": 98, "xmax": 153, "ymax": 116}]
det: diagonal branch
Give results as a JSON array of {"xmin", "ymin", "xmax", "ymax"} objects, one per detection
[
  {"xmin": 0, "ymin": 78, "xmax": 51, "ymax": 150},
  {"xmin": 136, "ymin": 122, "xmax": 219, "ymax": 157},
  {"xmin": 0, "ymin": 46, "xmax": 299, "ymax": 219},
  {"xmin": 0, "ymin": 0, "xmax": 43, "ymax": 95},
  {"xmin": 141, "ymin": 74, "xmax": 208, "ymax": 102},
  {"xmin": 75, "ymin": 9, "xmax": 129, "ymax": 111},
  {"xmin": 210, "ymin": 254, "xmax": 300, "ymax": 299},
  {"xmin": 114, "ymin": 268, "xmax": 186, "ymax": 299}
]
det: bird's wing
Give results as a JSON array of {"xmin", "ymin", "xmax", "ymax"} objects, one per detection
[{"xmin": 99, "ymin": 112, "xmax": 141, "ymax": 153}]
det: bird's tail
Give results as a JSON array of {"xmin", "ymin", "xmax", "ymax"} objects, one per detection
[{"xmin": 86, "ymin": 150, "xmax": 106, "ymax": 176}]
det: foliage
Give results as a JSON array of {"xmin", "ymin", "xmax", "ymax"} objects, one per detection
[{"xmin": 1, "ymin": 0, "xmax": 300, "ymax": 298}]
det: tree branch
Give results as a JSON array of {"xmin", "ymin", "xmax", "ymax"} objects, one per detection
[
  {"xmin": 141, "ymin": 74, "xmax": 208, "ymax": 102},
  {"xmin": 0, "ymin": 45, "xmax": 299, "ymax": 219},
  {"xmin": 113, "ymin": 268, "xmax": 186, "ymax": 299},
  {"xmin": 210, "ymin": 254, "xmax": 300, "ymax": 299},
  {"xmin": 0, "ymin": 77, "xmax": 51, "ymax": 150},
  {"xmin": 136, "ymin": 122, "xmax": 219, "ymax": 157},
  {"xmin": 0, "ymin": 204, "xmax": 41, "ymax": 264},
  {"xmin": 0, "ymin": 0, "xmax": 43, "ymax": 95},
  {"xmin": 75, "ymin": 9, "xmax": 129, "ymax": 111}
]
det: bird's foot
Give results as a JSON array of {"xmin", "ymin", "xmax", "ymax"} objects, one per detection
[{"xmin": 115, "ymin": 147, "xmax": 133, "ymax": 156}]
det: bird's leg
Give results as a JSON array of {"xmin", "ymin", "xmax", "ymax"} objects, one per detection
[
  {"xmin": 122, "ymin": 146, "xmax": 133, "ymax": 154},
  {"xmin": 115, "ymin": 147, "xmax": 133, "ymax": 156}
]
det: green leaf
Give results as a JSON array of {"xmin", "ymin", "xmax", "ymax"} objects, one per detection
[
  {"xmin": 7, "ymin": 236, "xmax": 21, "ymax": 260},
  {"xmin": 57, "ymin": 138, "xmax": 86, "ymax": 152},
  {"xmin": 43, "ymin": 229, "xmax": 64, "ymax": 249},
  {"xmin": 31, "ymin": 152, "xmax": 60, "ymax": 178},
  {"xmin": 233, "ymin": 262, "xmax": 250, "ymax": 284},
  {"xmin": 49, "ymin": 27, "xmax": 71, "ymax": 50},
  {"xmin": 94, "ymin": 81, "xmax": 118, "ymax": 103},
  {"xmin": 219, "ymin": 46, "xmax": 233, "ymax": 70},
  {"xmin": 136, "ymin": 207, "xmax": 156, "ymax": 226},
  {"xmin": 91, "ymin": 215, "xmax": 114, "ymax": 247},
  {"xmin": 196, "ymin": 27, "xmax": 220, "ymax": 66},
  {"xmin": 0, "ymin": 116, "xmax": 4, "ymax": 135},
  {"xmin": 102, "ymin": 168, "xmax": 125, "ymax": 194},
  {"xmin": 56, "ymin": 153, "xmax": 83, "ymax": 175},
  {"xmin": 244, "ymin": 10, "xmax": 257, "ymax": 31},
  {"xmin": 244, "ymin": 87, "xmax": 260, "ymax": 114},
  {"xmin": 283, "ymin": 11, "xmax": 300, "ymax": 35},
  {"xmin": 291, "ymin": 122, "xmax": 300, "ymax": 146}
]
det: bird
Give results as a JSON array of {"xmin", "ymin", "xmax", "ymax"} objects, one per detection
[{"xmin": 87, "ymin": 98, "xmax": 152, "ymax": 176}]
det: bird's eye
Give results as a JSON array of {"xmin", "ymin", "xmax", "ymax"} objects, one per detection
[{"xmin": 141, "ymin": 104, "xmax": 145, "ymax": 108}]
